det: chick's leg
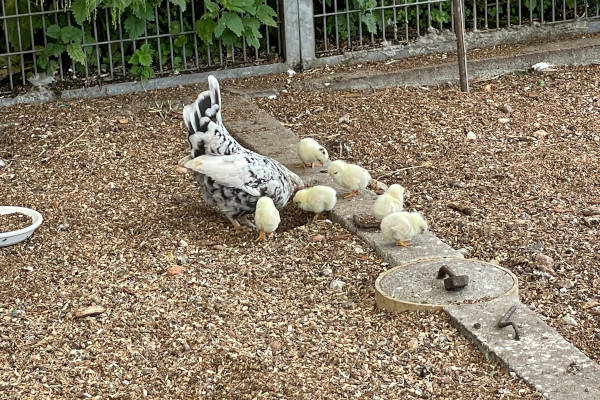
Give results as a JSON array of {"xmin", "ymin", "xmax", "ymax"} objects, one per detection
[
  {"xmin": 298, "ymin": 162, "xmax": 307, "ymax": 169},
  {"xmin": 312, "ymin": 212, "xmax": 322, "ymax": 222},
  {"xmin": 395, "ymin": 240, "xmax": 411, "ymax": 247},
  {"xmin": 256, "ymin": 228, "xmax": 266, "ymax": 241},
  {"xmin": 343, "ymin": 190, "xmax": 360, "ymax": 199},
  {"xmin": 311, "ymin": 161, "xmax": 315, "ymax": 168}
]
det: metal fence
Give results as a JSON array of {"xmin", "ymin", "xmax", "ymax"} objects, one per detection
[
  {"xmin": 0, "ymin": 0, "xmax": 283, "ymax": 93},
  {"xmin": 313, "ymin": 0, "xmax": 600, "ymax": 56}
]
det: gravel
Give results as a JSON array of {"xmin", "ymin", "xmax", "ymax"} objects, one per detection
[
  {"xmin": 0, "ymin": 75, "xmax": 543, "ymax": 398},
  {"xmin": 254, "ymin": 64, "xmax": 600, "ymax": 365}
]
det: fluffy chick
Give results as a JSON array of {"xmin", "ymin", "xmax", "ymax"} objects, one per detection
[
  {"xmin": 297, "ymin": 138, "xmax": 329, "ymax": 168},
  {"xmin": 380, "ymin": 211, "xmax": 428, "ymax": 247},
  {"xmin": 327, "ymin": 160, "xmax": 371, "ymax": 198},
  {"xmin": 373, "ymin": 184, "xmax": 405, "ymax": 221},
  {"xmin": 293, "ymin": 185, "xmax": 337, "ymax": 221},
  {"xmin": 254, "ymin": 197, "xmax": 280, "ymax": 241}
]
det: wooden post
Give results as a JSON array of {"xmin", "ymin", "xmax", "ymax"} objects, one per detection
[{"xmin": 452, "ymin": 0, "xmax": 469, "ymax": 92}]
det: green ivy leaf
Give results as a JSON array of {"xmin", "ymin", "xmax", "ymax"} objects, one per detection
[
  {"xmin": 60, "ymin": 26, "xmax": 83, "ymax": 43},
  {"xmin": 362, "ymin": 12, "xmax": 377, "ymax": 34},
  {"xmin": 169, "ymin": 0, "xmax": 187, "ymax": 12},
  {"xmin": 220, "ymin": 29, "xmax": 241, "ymax": 47},
  {"xmin": 204, "ymin": 0, "xmax": 219, "ymax": 16},
  {"xmin": 221, "ymin": 12, "xmax": 244, "ymax": 37},
  {"xmin": 46, "ymin": 24, "xmax": 61, "ymax": 40},
  {"xmin": 124, "ymin": 15, "xmax": 146, "ymax": 39},
  {"xmin": 132, "ymin": 2, "xmax": 156, "ymax": 21},
  {"xmin": 67, "ymin": 43, "xmax": 86, "ymax": 65},
  {"xmin": 196, "ymin": 16, "xmax": 217, "ymax": 44},
  {"xmin": 71, "ymin": 0, "xmax": 91, "ymax": 25},
  {"xmin": 139, "ymin": 53, "xmax": 152, "ymax": 67},
  {"xmin": 222, "ymin": 0, "xmax": 254, "ymax": 13},
  {"xmin": 255, "ymin": 4, "xmax": 277, "ymax": 27},
  {"xmin": 174, "ymin": 35, "xmax": 187, "ymax": 48},
  {"xmin": 214, "ymin": 18, "xmax": 227, "ymax": 38},
  {"xmin": 44, "ymin": 42, "xmax": 65, "ymax": 57}
]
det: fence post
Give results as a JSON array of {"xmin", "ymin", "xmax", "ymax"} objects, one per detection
[
  {"xmin": 283, "ymin": 0, "xmax": 301, "ymax": 68},
  {"xmin": 297, "ymin": 0, "xmax": 315, "ymax": 69}
]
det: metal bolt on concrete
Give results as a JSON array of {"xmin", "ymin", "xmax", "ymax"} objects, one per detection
[{"xmin": 224, "ymin": 92, "xmax": 600, "ymax": 399}]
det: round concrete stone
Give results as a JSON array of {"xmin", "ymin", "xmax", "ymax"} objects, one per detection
[{"xmin": 375, "ymin": 258, "xmax": 518, "ymax": 312}]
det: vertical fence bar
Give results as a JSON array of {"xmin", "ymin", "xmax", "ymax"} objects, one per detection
[
  {"xmin": 507, "ymin": 0, "xmax": 511, "ymax": 27},
  {"xmin": 13, "ymin": 0, "xmax": 26, "ymax": 84},
  {"xmin": 472, "ymin": 0, "xmax": 477, "ymax": 30},
  {"xmin": 118, "ymin": 15, "xmax": 127, "ymax": 75},
  {"xmin": 166, "ymin": 1, "xmax": 176, "ymax": 68},
  {"xmin": 393, "ymin": 0, "xmax": 398, "ymax": 41},
  {"xmin": 105, "ymin": 8, "xmax": 114, "ymax": 78},
  {"xmin": 333, "ymin": 0, "xmax": 339, "ymax": 50},
  {"xmin": 345, "ymin": 0, "xmax": 351, "ymax": 49},
  {"xmin": 178, "ymin": 7, "xmax": 187, "ymax": 69},
  {"xmin": 381, "ymin": 0, "xmax": 387, "ymax": 43},
  {"xmin": 403, "ymin": 0, "xmax": 408, "ymax": 41},
  {"xmin": 93, "ymin": 18, "xmax": 102, "ymax": 77},
  {"xmin": 190, "ymin": 0, "xmax": 199, "ymax": 68},
  {"xmin": 321, "ymin": 0, "xmax": 327, "ymax": 51},
  {"xmin": 1, "ymin": 0, "xmax": 14, "ymax": 90},
  {"xmin": 27, "ymin": 0, "xmax": 38, "ymax": 75},
  {"xmin": 495, "ymin": 0, "xmax": 499, "ymax": 28},
  {"xmin": 154, "ymin": 6, "xmax": 163, "ymax": 73},
  {"xmin": 453, "ymin": 0, "xmax": 468, "ymax": 92}
]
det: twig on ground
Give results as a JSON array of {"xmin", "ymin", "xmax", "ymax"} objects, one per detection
[{"xmin": 377, "ymin": 161, "xmax": 432, "ymax": 179}]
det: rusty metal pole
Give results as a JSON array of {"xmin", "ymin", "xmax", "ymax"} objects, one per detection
[{"xmin": 452, "ymin": 0, "xmax": 469, "ymax": 92}]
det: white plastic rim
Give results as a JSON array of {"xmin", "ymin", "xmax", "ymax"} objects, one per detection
[{"xmin": 0, "ymin": 206, "xmax": 43, "ymax": 247}]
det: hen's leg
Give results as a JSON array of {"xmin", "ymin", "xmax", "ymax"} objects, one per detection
[
  {"xmin": 256, "ymin": 228, "xmax": 266, "ymax": 241},
  {"xmin": 312, "ymin": 212, "xmax": 323, "ymax": 222},
  {"xmin": 343, "ymin": 190, "xmax": 360, "ymax": 199},
  {"xmin": 395, "ymin": 240, "xmax": 411, "ymax": 247},
  {"xmin": 226, "ymin": 215, "xmax": 243, "ymax": 230},
  {"xmin": 239, "ymin": 215, "xmax": 256, "ymax": 229}
]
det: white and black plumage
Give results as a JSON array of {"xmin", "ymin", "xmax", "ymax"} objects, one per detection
[{"xmin": 181, "ymin": 75, "xmax": 305, "ymax": 228}]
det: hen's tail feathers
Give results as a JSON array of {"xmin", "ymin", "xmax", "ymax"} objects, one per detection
[{"xmin": 182, "ymin": 75, "xmax": 223, "ymax": 137}]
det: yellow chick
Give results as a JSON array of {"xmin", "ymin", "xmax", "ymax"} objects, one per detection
[
  {"xmin": 380, "ymin": 211, "xmax": 428, "ymax": 247},
  {"xmin": 293, "ymin": 185, "xmax": 337, "ymax": 221},
  {"xmin": 327, "ymin": 160, "xmax": 371, "ymax": 198},
  {"xmin": 254, "ymin": 197, "xmax": 280, "ymax": 241},
  {"xmin": 373, "ymin": 184, "xmax": 405, "ymax": 221},
  {"xmin": 297, "ymin": 138, "xmax": 329, "ymax": 168}
]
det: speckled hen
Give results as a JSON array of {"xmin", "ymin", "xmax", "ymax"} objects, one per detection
[{"xmin": 180, "ymin": 75, "xmax": 305, "ymax": 228}]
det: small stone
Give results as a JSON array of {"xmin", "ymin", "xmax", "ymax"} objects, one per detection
[
  {"xmin": 466, "ymin": 131, "xmax": 477, "ymax": 140},
  {"xmin": 287, "ymin": 69, "xmax": 296, "ymax": 77},
  {"xmin": 556, "ymin": 279, "xmax": 574, "ymax": 289},
  {"xmin": 213, "ymin": 244, "xmax": 226, "ymax": 251},
  {"xmin": 22, "ymin": 265, "xmax": 34, "ymax": 272},
  {"xmin": 10, "ymin": 309, "xmax": 25, "ymax": 318},
  {"xmin": 0, "ymin": 158, "xmax": 5, "ymax": 168},
  {"xmin": 167, "ymin": 265, "xmax": 183, "ymax": 276},
  {"xmin": 178, "ymin": 239, "xmax": 189, "ymax": 247},
  {"xmin": 321, "ymin": 268, "xmax": 333, "ymax": 276},
  {"xmin": 562, "ymin": 315, "xmax": 578, "ymax": 326},
  {"xmin": 472, "ymin": 322, "xmax": 481, "ymax": 329},
  {"xmin": 329, "ymin": 279, "xmax": 345, "ymax": 291},
  {"xmin": 533, "ymin": 253, "xmax": 554, "ymax": 269},
  {"xmin": 499, "ymin": 104, "xmax": 513, "ymax": 114},
  {"xmin": 498, "ymin": 118, "xmax": 510, "ymax": 124},
  {"xmin": 533, "ymin": 129, "xmax": 548, "ymax": 138},
  {"xmin": 407, "ymin": 338, "xmax": 418, "ymax": 350},
  {"xmin": 338, "ymin": 114, "xmax": 350, "ymax": 124},
  {"xmin": 107, "ymin": 182, "xmax": 116, "ymax": 189},
  {"xmin": 267, "ymin": 94, "xmax": 277, "ymax": 100},
  {"xmin": 309, "ymin": 234, "xmax": 325, "ymax": 242},
  {"xmin": 176, "ymin": 255, "xmax": 186, "ymax": 265},
  {"xmin": 118, "ymin": 118, "xmax": 129, "ymax": 124},
  {"xmin": 58, "ymin": 219, "xmax": 70, "ymax": 231},
  {"xmin": 172, "ymin": 193, "xmax": 186, "ymax": 204}
]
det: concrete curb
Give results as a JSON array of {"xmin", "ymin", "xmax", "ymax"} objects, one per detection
[
  {"xmin": 222, "ymin": 92, "xmax": 600, "ymax": 400},
  {"xmin": 300, "ymin": 37, "xmax": 600, "ymax": 91},
  {"xmin": 0, "ymin": 62, "xmax": 288, "ymax": 108}
]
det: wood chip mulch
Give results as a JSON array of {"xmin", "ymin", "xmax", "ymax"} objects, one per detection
[
  {"xmin": 0, "ymin": 72, "xmax": 543, "ymax": 398},
  {"xmin": 0, "ymin": 212, "xmax": 31, "ymax": 233}
]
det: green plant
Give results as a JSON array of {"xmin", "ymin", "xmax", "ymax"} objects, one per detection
[
  {"xmin": 128, "ymin": 43, "xmax": 155, "ymax": 80},
  {"xmin": 195, "ymin": 0, "xmax": 278, "ymax": 49},
  {"xmin": 37, "ymin": 23, "xmax": 86, "ymax": 73}
]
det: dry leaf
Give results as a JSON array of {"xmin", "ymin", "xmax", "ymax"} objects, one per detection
[
  {"xmin": 118, "ymin": 118, "xmax": 129, "ymax": 124},
  {"xmin": 582, "ymin": 299, "xmax": 600, "ymax": 310}
]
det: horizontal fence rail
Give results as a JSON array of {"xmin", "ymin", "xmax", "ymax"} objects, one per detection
[
  {"xmin": 0, "ymin": 0, "xmax": 284, "ymax": 93},
  {"xmin": 313, "ymin": 0, "xmax": 600, "ymax": 56}
]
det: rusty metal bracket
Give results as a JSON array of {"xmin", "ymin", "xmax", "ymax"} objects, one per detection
[
  {"xmin": 437, "ymin": 265, "xmax": 469, "ymax": 291},
  {"xmin": 498, "ymin": 305, "xmax": 521, "ymax": 340}
]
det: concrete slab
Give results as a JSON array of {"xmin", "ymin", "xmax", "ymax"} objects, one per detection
[
  {"xmin": 301, "ymin": 37, "xmax": 600, "ymax": 91},
  {"xmin": 226, "ymin": 92, "xmax": 464, "ymax": 266},
  {"xmin": 445, "ymin": 297, "xmax": 600, "ymax": 400},
  {"xmin": 376, "ymin": 258, "xmax": 518, "ymax": 312}
]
